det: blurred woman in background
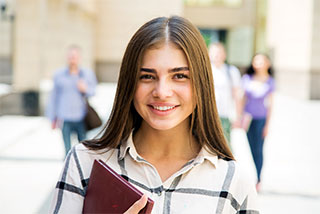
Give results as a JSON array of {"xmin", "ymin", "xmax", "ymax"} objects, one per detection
[{"xmin": 239, "ymin": 53, "xmax": 275, "ymax": 191}]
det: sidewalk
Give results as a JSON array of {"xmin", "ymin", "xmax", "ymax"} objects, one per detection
[
  {"xmin": 0, "ymin": 83, "xmax": 320, "ymax": 213},
  {"xmin": 231, "ymin": 93, "xmax": 320, "ymax": 213}
]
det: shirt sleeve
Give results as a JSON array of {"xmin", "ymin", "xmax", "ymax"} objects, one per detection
[
  {"xmin": 240, "ymin": 74, "xmax": 250, "ymax": 91},
  {"xmin": 269, "ymin": 77, "xmax": 276, "ymax": 93},
  {"xmin": 49, "ymin": 148, "xmax": 86, "ymax": 214},
  {"xmin": 237, "ymin": 185, "xmax": 260, "ymax": 213},
  {"xmin": 45, "ymin": 73, "xmax": 59, "ymax": 122},
  {"xmin": 235, "ymin": 166, "xmax": 260, "ymax": 213}
]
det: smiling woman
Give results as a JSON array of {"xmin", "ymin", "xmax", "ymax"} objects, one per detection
[{"xmin": 49, "ymin": 16, "xmax": 259, "ymax": 214}]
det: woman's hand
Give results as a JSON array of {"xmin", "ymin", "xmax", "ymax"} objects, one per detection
[{"xmin": 124, "ymin": 194, "xmax": 148, "ymax": 214}]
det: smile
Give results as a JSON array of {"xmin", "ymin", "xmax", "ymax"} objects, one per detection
[{"xmin": 148, "ymin": 105, "xmax": 178, "ymax": 112}]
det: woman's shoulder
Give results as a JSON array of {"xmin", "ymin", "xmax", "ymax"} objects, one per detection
[
  {"xmin": 234, "ymin": 162, "xmax": 255, "ymax": 182},
  {"xmin": 267, "ymin": 76, "xmax": 276, "ymax": 92},
  {"xmin": 241, "ymin": 74, "xmax": 252, "ymax": 84},
  {"xmin": 229, "ymin": 161, "xmax": 256, "ymax": 194},
  {"xmin": 73, "ymin": 143, "xmax": 116, "ymax": 161},
  {"xmin": 268, "ymin": 76, "xmax": 275, "ymax": 84},
  {"xmin": 216, "ymin": 159, "xmax": 257, "ymax": 198},
  {"xmin": 66, "ymin": 143, "xmax": 117, "ymax": 177},
  {"xmin": 222, "ymin": 160, "xmax": 258, "ymax": 210},
  {"xmin": 216, "ymin": 158, "xmax": 255, "ymax": 185}
]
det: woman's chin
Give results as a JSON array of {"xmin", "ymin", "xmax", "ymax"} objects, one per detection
[{"xmin": 146, "ymin": 121, "xmax": 179, "ymax": 131}]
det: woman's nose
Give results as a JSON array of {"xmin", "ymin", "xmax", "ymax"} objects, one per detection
[{"xmin": 152, "ymin": 78, "xmax": 173, "ymax": 99}]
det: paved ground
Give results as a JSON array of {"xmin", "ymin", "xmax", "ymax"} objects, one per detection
[{"xmin": 0, "ymin": 82, "xmax": 319, "ymax": 213}]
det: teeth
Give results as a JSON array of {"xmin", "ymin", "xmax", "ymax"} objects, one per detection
[{"xmin": 153, "ymin": 106, "xmax": 175, "ymax": 111}]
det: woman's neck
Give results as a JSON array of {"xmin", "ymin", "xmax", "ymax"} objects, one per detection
[
  {"xmin": 133, "ymin": 122, "xmax": 199, "ymax": 161},
  {"xmin": 253, "ymin": 70, "xmax": 270, "ymax": 82},
  {"xmin": 133, "ymin": 121, "xmax": 200, "ymax": 182}
]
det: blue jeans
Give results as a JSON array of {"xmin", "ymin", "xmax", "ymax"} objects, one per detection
[
  {"xmin": 62, "ymin": 120, "xmax": 86, "ymax": 156},
  {"xmin": 247, "ymin": 118, "xmax": 266, "ymax": 182}
]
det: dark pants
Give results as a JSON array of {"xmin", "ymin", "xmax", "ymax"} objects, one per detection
[
  {"xmin": 62, "ymin": 120, "xmax": 86, "ymax": 156},
  {"xmin": 247, "ymin": 118, "xmax": 266, "ymax": 182}
]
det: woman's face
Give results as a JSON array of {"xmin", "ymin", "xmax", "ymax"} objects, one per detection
[
  {"xmin": 133, "ymin": 42, "xmax": 194, "ymax": 131},
  {"xmin": 252, "ymin": 54, "xmax": 270, "ymax": 74}
]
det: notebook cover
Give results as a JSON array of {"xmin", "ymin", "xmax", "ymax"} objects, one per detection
[{"xmin": 83, "ymin": 159, "xmax": 154, "ymax": 214}]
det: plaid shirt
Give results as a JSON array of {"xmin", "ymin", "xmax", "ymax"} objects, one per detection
[{"xmin": 49, "ymin": 134, "xmax": 259, "ymax": 214}]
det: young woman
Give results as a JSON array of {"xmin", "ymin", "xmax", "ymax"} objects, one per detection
[
  {"xmin": 50, "ymin": 16, "xmax": 258, "ymax": 214},
  {"xmin": 240, "ymin": 53, "xmax": 275, "ymax": 191}
]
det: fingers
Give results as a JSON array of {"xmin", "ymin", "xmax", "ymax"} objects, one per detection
[{"xmin": 124, "ymin": 194, "xmax": 148, "ymax": 214}]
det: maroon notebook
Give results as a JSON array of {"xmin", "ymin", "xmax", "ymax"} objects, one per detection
[{"xmin": 83, "ymin": 159, "xmax": 154, "ymax": 214}]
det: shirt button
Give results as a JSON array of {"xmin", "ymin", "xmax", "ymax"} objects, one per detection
[{"xmin": 157, "ymin": 191, "xmax": 162, "ymax": 196}]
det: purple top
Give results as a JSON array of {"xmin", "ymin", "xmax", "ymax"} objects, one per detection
[{"xmin": 242, "ymin": 74, "xmax": 275, "ymax": 119}]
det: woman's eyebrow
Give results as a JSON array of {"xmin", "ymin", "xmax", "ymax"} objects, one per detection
[
  {"xmin": 140, "ymin": 67, "xmax": 189, "ymax": 73},
  {"xmin": 140, "ymin": 68, "xmax": 156, "ymax": 73},
  {"xmin": 170, "ymin": 67, "xmax": 189, "ymax": 72}
]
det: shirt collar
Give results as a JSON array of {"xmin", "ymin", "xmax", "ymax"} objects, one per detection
[
  {"xmin": 193, "ymin": 146, "xmax": 218, "ymax": 168},
  {"xmin": 63, "ymin": 67, "xmax": 84, "ymax": 76},
  {"xmin": 119, "ymin": 132, "xmax": 218, "ymax": 168},
  {"xmin": 119, "ymin": 132, "xmax": 140, "ymax": 161}
]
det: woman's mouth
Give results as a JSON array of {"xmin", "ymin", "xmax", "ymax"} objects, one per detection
[
  {"xmin": 148, "ymin": 104, "xmax": 179, "ymax": 114},
  {"xmin": 152, "ymin": 105, "xmax": 175, "ymax": 111}
]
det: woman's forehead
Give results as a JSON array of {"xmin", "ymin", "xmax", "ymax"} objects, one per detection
[{"xmin": 146, "ymin": 41, "xmax": 180, "ymax": 51}]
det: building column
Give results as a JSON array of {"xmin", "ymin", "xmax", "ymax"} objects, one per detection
[
  {"xmin": 310, "ymin": 0, "xmax": 320, "ymax": 99},
  {"xmin": 267, "ymin": 0, "xmax": 317, "ymax": 100}
]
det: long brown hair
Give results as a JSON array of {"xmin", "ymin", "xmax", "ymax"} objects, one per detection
[{"xmin": 83, "ymin": 16, "xmax": 234, "ymax": 160}]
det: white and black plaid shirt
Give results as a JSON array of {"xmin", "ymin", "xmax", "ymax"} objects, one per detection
[{"xmin": 49, "ymin": 133, "xmax": 259, "ymax": 214}]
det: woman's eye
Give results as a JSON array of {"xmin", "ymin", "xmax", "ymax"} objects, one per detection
[
  {"xmin": 174, "ymin": 73, "xmax": 189, "ymax": 79},
  {"xmin": 140, "ymin": 74, "xmax": 154, "ymax": 80}
]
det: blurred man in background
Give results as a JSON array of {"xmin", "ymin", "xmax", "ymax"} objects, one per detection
[
  {"xmin": 209, "ymin": 42, "xmax": 242, "ymax": 149},
  {"xmin": 46, "ymin": 45, "xmax": 97, "ymax": 156}
]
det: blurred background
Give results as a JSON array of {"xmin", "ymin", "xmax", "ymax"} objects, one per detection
[
  {"xmin": 1, "ymin": 0, "xmax": 320, "ymax": 113},
  {"xmin": 0, "ymin": 0, "xmax": 320, "ymax": 213}
]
